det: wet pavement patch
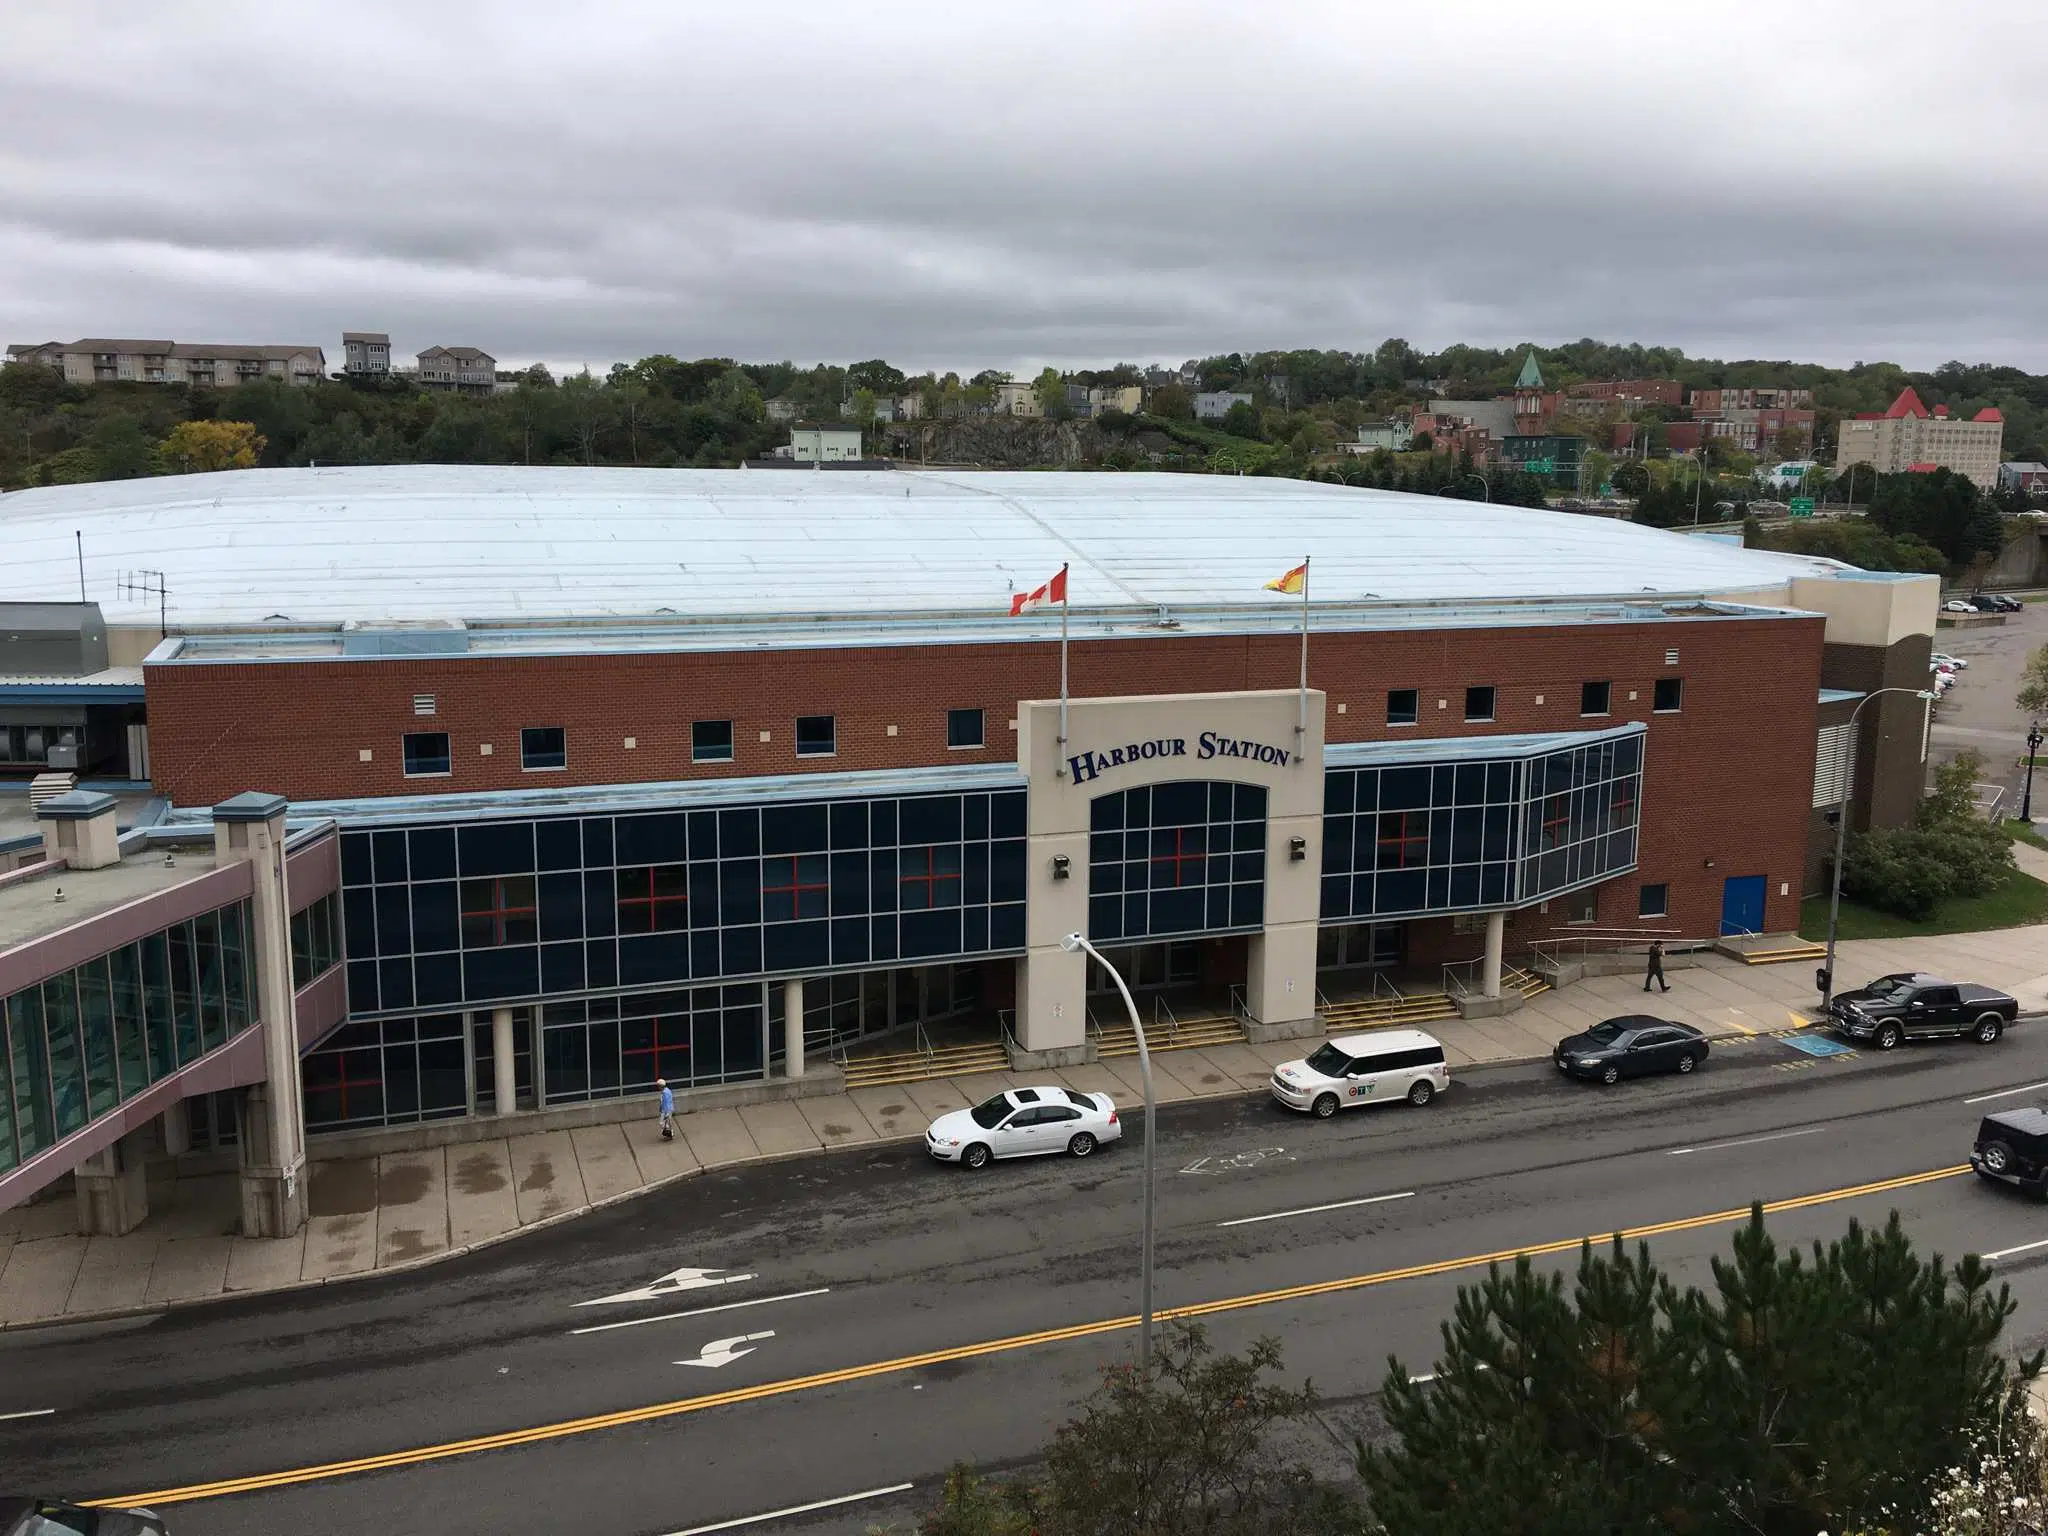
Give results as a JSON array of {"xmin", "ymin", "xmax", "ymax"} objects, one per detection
[
  {"xmin": 452, "ymin": 1152, "xmax": 508, "ymax": 1195},
  {"xmin": 378, "ymin": 1163, "xmax": 432, "ymax": 1207},
  {"xmin": 309, "ymin": 1159, "xmax": 378, "ymax": 1216},
  {"xmin": 519, "ymin": 1156, "xmax": 556, "ymax": 1193}
]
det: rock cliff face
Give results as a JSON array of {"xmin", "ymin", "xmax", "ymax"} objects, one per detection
[{"xmin": 878, "ymin": 417, "xmax": 1095, "ymax": 467}]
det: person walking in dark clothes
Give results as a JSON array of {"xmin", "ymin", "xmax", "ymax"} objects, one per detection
[{"xmin": 1644, "ymin": 941, "xmax": 1669, "ymax": 993}]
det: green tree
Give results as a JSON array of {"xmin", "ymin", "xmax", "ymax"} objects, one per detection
[
  {"xmin": 1360, "ymin": 1210, "xmax": 2037, "ymax": 1535},
  {"xmin": 1033, "ymin": 366, "xmax": 1068, "ymax": 419},
  {"xmin": 85, "ymin": 415, "xmax": 157, "ymax": 479},
  {"xmin": 2017, "ymin": 642, "xmax": 2048, "ymax": 716},
  {"xmin": 1840, "ymin": 749, "xmax": 2014, "ymax": 918},
  {"xmin": 1611, "ymin": 460, "xmax": 1650, "ymax": 498},
  {"xmin": 845, "ymin": 359, "xmax": 906, "ymax": 396},
  {"xmin": 1148, "ymin": 383, "xmax": 1193, "ymax": 420}
]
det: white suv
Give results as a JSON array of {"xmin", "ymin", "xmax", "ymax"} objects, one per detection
[{"xmin": 1271, "ymin": 1029, "xmax": 1450, "ymax": 1118}]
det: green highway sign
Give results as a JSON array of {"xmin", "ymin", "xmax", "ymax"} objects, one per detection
[
  {"xmin": 1789, "ymin": 497, "xmax": 1815, "ymax": 517},
  {"xmin": 1521, "ymin": 458, "xmax": 1554, "ymax": 474}
]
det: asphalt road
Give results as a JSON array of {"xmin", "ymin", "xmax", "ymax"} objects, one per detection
[{"xmin": 11, "ymin": 1028, "xmax": 2048, "ymax": 1536}]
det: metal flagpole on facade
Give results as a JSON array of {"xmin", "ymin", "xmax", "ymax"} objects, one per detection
[
  {"xmin": 1058, "ymin": 562, "xmax": 1071, "ymax": 758},
  {"xmin": 1296, "ymin": 555, "xmax": 1309, "ymax": 760}
]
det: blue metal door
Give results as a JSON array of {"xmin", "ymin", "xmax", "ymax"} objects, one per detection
[{"xmin": 1719, "ymin": 875, "xmax": 1766, "ymax": 936}]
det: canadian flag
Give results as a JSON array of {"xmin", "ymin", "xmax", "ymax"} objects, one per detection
[{"xmin": 1009, "ymin": 566, "xmax": 1068, "ymax": 615}]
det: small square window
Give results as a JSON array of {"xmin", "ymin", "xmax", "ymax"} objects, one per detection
[
  {"xmin": 692, "ymin": 719, "xmax": 734, "ymax": 763},
  {"xmin": 1566, "ymin": 891, "xmax": 1598, "ymax": 925},
  {"xmin": 1653, "ymin": 677, "xmax": 1683, "ymax": 713},
  {"xmin": 1638, "ymin": 882, "xmax": 1669, "ymax": 918},
  {"xmin": 520, "ymin": 726, "xmax": 566, "ymax": 771},
  {"xmin": 1386, "ymin": 688, "xmax": 1419, "ymax": 727},
  {"xmin": 947, "ymin": 707, "xmax": 985, "ymax": 749},
  {"xmin": 795, "ymin": 714, "xmax": 836, "ymax": 757},
  {"xmin": 402, "ymin": 731, "xmax": 450, "ymax": 776},
  {"xmin": 1464, "ymin": 686, "xmax": 1495, "ymax": 723},
  {"xmin": 1580, "ymin": 680, "xmax": 1611, "ymax": 717}
]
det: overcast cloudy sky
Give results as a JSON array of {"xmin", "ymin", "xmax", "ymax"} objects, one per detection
[{"xmin": 4, "ymin": 1, "xmax": 2045, "ymax": 376}]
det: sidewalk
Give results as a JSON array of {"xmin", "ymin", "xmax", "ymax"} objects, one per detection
[{"xmin": 9, "ymin": 923, "xmax": 2048, "ymax": 1330}]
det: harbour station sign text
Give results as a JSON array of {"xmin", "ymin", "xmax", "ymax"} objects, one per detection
[{"xmin": 1066, "ymin": 731, "xmax": 1294, "ymax": 784}]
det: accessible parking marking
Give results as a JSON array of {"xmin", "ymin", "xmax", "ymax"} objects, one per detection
[{"xmin": 97, "ymin": 1163, "xmax": 1967, "ymax": 1510}]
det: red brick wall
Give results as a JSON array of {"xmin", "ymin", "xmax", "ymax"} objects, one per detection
[{"xmin": 147, "ymin": 612, "xmax": 1823, "ymax": 937}]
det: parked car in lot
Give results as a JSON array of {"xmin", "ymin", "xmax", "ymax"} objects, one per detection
[
  {"xmin": 1932, "ymin": 652, "xmax": 1968, "ymax": 670},
  {"xmin": 1553, "ymin": 1016, "xmax": 1709, "ymax": 1084},
  {"xmin": 926, "ymin": 1086, "xmax": 1121, "ymax": 1168},
  {"xmin": 1971, "ymin": 1108, "xmax": 2048, "ymax": 1198},
  {"xmin": 0, "ymin": 1498, "xmax": 167, "ymax": 1535},
  {"xmin": 1991, "ymin": 594, "xmax": 2025, "ymax": 612},
  {"xmin": 1824, "ymin": 972, "xmax": 2019, "ymax": 1049},
  {"xmin": 1943, "ymin": 599, "xmax": 1978, "ymax": 613},
  {"xmin": 1270, "ymin": 1029, "xmax": 1449, "ymax": 1117}
]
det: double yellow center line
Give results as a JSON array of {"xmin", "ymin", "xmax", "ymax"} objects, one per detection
[{"xmin": 100, "ymin": 1163, "xmax": 1968, "ymax": 1508}]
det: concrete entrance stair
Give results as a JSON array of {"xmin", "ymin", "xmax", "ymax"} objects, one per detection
[
  {"xmin": 1093, "ymin": 1010, "xmax": 1244, "ymax": 1059},
  {"xmin": 1723, "ymin": 933, "xmax": 1830, "ymax": 966},
  {"xmin": 840, "ymin": 1039, "xmax": 1009, "ymax": 1089},
  {"xmin": 1321, "ymin": 990, "xmax": 1458, "ymax": 1030}
]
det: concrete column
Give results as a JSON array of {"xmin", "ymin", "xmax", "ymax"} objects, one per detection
[
  {"xmin": 783, "ymin": 978, "xmax": 805, "ymax": 1079},
  {"xmin": 74, "ymin": 1135, "xmax": 148, "ymax": 1236},
  {"xmin": 213, "ymin": 791, "xmax": 307, "ymax": 1239},
  {"xmin": 492, "ymin": 1007, "xmax": 516, "ymax": 1115},
  {"xmin": 1482, "ymin": 911, "xmax": 1505, "ymax": 999},
  {"xmin": 160, "ymin": 1099, "xmax": 192, "ymax": 1159}
]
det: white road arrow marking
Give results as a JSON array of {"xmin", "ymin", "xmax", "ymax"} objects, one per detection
[
  {"xmin": 677, "ymin": 1330, "xmax": 774, "ymax": 1368},
  {"xmin": 575, "ymin": 1266, "xmax": 756, "ymax": 1307}
]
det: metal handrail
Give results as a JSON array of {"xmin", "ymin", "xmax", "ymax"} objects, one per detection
[
  {"xmin": 1370, "ymin": 970, "xmax": 1405, "ymax": 1003},
  {"xmin": 1152, "ymin": 993, "xmax": 1180, "ymax": 1043},
  {"xmin": 1441, "ymin": 958, "xmax": 1480, "ymax": 1000},
  {"xmin": 914, "ymin": 1019, "xmax": 934, "ymax": 1065},
  {"xmin": 1227, "ymin": 983, "xmax": 1253, "ymax": 1023},
  {"xmin": 996, "ymin": 1009, "xmax": 1018, "ymax": 1059}
]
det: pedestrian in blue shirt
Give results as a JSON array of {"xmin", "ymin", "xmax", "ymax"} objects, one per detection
[{"xmin": 657, "ymin": 1078, "xmax": 675, "ymax": 1141}]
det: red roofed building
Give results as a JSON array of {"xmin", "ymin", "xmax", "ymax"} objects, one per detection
[{"xmin": 1835, "ymin": 386, "xmax": 2005, "ymax": 488}]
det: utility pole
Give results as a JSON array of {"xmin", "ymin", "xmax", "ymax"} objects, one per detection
[{"xmin": 121, "ymin": 570, "xmax": 170, "ymax": 641}]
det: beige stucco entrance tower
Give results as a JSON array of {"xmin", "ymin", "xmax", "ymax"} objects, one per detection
[{"xmin": 1012, "ymin": 687, "xmax": 1327, "ymax": 1065}]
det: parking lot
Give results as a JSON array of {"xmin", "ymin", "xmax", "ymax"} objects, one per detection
[{"xmin": 1928, "ymin": 595, "xmax": 2044, "ymax": 815}]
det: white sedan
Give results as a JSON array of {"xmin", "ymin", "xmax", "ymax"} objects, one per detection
[
  {"xmin": 926, "ymin": 1086, "xmax": 1121, "ymax": 1168},
  {"xmin": 1944, "ymin": 599, "xmax": 1977, "ymax": 613},
  {"xmin": 1933, "ymin": 653, "xmax": 1969, "ymax": 670}
]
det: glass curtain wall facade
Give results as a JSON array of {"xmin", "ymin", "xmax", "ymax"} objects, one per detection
[
  {"xmin": 339, "ymin": 788, "xmax": 1028, "ymax": 1018},
  {"xmin": 1320, "ymin": 730, "xmax": 1643, "ymax": 921},
  {"xmin": 0, "ymin": 899, "xmax": 257, "ymax": 1173},
  {"xmin": 1088, "ymin": 782, "xmax": 1268, "ymax": 943}
]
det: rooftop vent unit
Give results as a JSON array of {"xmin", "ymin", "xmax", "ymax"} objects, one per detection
[{"xmin": 341, "ymin": 618, "xmax": 469, "ymax": 658}]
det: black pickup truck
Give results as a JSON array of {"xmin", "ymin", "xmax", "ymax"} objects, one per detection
[{"xmin": 1824, "ymin": 972, "xmax": 2019, "ymax": 1049}]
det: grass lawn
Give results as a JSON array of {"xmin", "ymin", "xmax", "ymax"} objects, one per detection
[
  {"xmin": 2010, "ymin": 820, "xmax": 2048, "ymax": 851},
  {"xmin": 1799, "ymin": 870, "xmax": 2048, "ymax": 941}
]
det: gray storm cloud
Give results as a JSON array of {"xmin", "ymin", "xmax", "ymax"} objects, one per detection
[{"xmin": 3, "ymin": 0, "xmax": 2045, "ymax": 372}]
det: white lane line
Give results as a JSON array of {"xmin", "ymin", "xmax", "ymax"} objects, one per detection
[
  {"xmin": 1983, "ymin": 1237, "xmax": 2048, "ymax": 1262},
  {"xmin": 0, "ymin": 1409, "xmax": 54, "ymax": 1422},
  {"xmin": 568, "ymin": 1287, "xmax": 829, "ymax": 1337},
  {"xmin": 1668, "ymin": 1126, "xmax": 1826, "ymax": 1157},
  {"xmin": 1964, "ymin": 1080, "xmax": 2048, "ymax": 1105},
  {"xmin": 1218, "ymin": 1191, "xmax": 1414, "ymax": 1228},
  {"xmin": 662, "ymin": 1482, "xmax": 916, "ymax": 1534}
]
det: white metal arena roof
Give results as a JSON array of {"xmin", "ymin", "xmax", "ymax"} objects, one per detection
[{"xmin": 0, "ymin": 465, "xmax": 1847, "ymax": 629}]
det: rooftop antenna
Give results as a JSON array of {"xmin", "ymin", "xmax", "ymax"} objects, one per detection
[
  {"xmin": 75, "ymin": 530, "xmax": 85, "ymax": 601},
  {"xmin": 121, "ymin": 570, "xmax": 170, "ymax": 641}
]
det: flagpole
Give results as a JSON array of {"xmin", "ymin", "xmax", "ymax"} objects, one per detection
[
  {"xmin": 1296, "ymin": 555, "xmax": 1309, "ymax": 761},
  {"xmin": 1058, "ymin": 562, "xmax": 1071, "ymax": 762}
]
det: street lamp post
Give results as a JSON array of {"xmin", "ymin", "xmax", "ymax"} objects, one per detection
[
  {"xmin": 1821, "ymin": 686, "xmax": 1937, "ymax": 1007},
  {"xmin": 1061, "ymin": 931, "xmax": 1155, "ymax": 1381},
  {"xmin": 2025, "ymin": 723, "xmax": 2044, "ymax": 823},
  {"xmin": 1437, "ymin": 473, "xmax": 1488, "ymax": 502}
]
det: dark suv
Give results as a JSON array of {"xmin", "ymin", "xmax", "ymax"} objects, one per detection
[{"xmin": 1972, "ymin": 1109, "xmax": 2048, "ymax": 1198}]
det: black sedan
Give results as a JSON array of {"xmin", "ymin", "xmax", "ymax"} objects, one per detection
[
  {"xmin": 1554, "ymin": 1016, "xmax": 1709, "ymax": 1085},
  {"xmin": 0, "ymin": 1499, "xmax": 166, "ymax": 1535}
]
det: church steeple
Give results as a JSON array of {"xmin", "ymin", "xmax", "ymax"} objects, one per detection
[{"xmin": 1514, "ymin": 351, "xmax": 1545, "ymax": 390}]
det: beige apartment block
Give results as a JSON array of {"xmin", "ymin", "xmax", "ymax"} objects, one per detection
[
  {"xmin": 1836, "ymin": 386, "xmax": 2004, "ymax": 488},
  {"xmin": 5, "ymin": 339, "xmax": 326, "ymax": 388}
]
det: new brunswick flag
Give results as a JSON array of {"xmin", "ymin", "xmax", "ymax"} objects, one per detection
[{"xmin": 1264, "ymin": 561, "xmax": 1308, "ymax": 595}]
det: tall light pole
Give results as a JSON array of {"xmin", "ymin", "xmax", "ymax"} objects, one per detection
[
  {"xmin": 1062, "ymin": 931, "xmax": 1155, "ymax": 1381},
  {"xmin": 1821, "ymin": 686, "xmax": 1937, "ymax": 1007},
  {"xmin": 2024, "ymin": 723, "xmax": 2044, "ymax": 823}
]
